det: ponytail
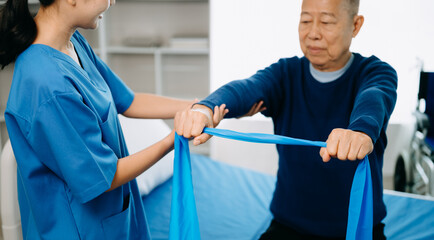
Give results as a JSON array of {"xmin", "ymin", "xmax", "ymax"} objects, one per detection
[{"xmin": 0, "ymin": 0, "xmax": 54, "ymax": 69}]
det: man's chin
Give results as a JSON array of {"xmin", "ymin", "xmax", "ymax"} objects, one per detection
[{"xmin": 306, "ymin": 56, "xmax": 328, "ymax": 68}]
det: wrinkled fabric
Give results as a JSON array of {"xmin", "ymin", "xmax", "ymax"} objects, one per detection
[
  {"xmin": 346, "ymin": 156, "xmax": 373, "ymax": 240},
  {"xmin": 170, "ymin": 128, "xmax": 373, "ymax": 240},
  {"xmin": 199, "ymin": 55, "xmax": 396, "ymax": 236},
  {"xmin": 169, "ymin": 133, "xmax": 201, "ymax": 240},
  {"xmin": 6, "ymin": 31, "xmax": 150, "ymax": 239}
]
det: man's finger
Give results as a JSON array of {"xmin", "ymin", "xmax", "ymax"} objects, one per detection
[
  {"xmin": 357, "ymin": 143, "xmax": 372, "ymax": 160},
  {"xmin": 326, "ymin": 137, "xmax": 339, "ymax": 158},
  {"xmin": 320, "ymin": 147, "xmax": 331, "ymax": 162},
  {"xmin": 347, "ymin": 142, "xmax": 359, "ymax": 161},
  {"xmin": 337, "ymin": 134, "xmax": 351, "ymax": 160}
]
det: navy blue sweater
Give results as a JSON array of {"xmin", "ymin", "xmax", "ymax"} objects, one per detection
[{"xmin": 199, "ymin": 53, "xmax": 397, "ymax": 237}]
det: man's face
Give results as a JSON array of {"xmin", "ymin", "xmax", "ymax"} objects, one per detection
[{"xmin": 299, "ymin": 0, "xmax": 357, "ymax": 71}]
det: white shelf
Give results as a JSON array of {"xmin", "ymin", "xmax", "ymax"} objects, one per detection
[
  {"xmin": 163, "ymin": 65, "xmax": 204, "ymax": 72},
  {"xmin": 94, "ymin": 2, "xmax": 209, "ymax": 97},
  {"xmin": 104, "ymin": 45, "xmax": 209, "ymax": 96},
  {"xmin": 108, "ymin": 46, "xmax": 156, "ymax": 55},
  {"xmin": 160, "ymin": 47, "xmax": 209, "ymax": 55},
  {"xmin": 0, "ymin": 0, "xmax": 39, "ymax": 4},
  {"xmin": 106, "ymin": 46, "xmax": 209, "ymax": 55}
]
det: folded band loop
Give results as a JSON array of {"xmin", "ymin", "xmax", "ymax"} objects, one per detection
[{"xmin": 170, "ymin": 128, "xmax": 373, "ymax": 240}]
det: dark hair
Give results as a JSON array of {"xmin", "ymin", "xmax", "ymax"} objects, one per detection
[{"xmin": 0, "ymin": 0, "xmax": 54, "ymax": 69}]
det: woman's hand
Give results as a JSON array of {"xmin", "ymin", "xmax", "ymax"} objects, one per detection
[
  {"xmin": 319, "ymin": 128, "xmax": 373, "ymax": 162},
  {"xmin": 175, "ymin": 104, "xmax": 228, "ymax": 146},
  {"xmin": 238, "ymin": 101, "xmax": 267, "ymax": 118},
  {"xmin": 213, "ymin": 104, "xmax": 229, "ymax": 128}
]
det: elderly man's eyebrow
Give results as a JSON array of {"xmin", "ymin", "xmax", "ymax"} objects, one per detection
[
  {"xmin": 301, "ymin": 11, "xmax": 336, "ymax": 18},
  {"xmin": 321, "ymin": 12, "xmax": 337, "ymax": 18}
]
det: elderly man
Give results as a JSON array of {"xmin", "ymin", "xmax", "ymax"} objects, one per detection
[{"xmin": 175, "ymin": 0, "xmax": 397, "ymax": 239}]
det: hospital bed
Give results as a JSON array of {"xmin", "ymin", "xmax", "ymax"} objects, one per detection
[{"xmin": 1, "ymin": 117, "xmax": 434, "ymax": 240}]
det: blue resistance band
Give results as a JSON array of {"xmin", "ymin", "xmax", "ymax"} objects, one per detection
[{"xmin": 169, "ymin": 128, "xmax": 373, "ymax": 240}]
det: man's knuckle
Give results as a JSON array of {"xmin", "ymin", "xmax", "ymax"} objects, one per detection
[{"xmin": 337, "ymin": 151, "xmax": 347, "ymax": 160}]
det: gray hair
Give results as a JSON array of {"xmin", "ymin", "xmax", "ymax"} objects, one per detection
[{"xmin": 348, "ymin": 0, "xmax": 360, "ymax": 17}]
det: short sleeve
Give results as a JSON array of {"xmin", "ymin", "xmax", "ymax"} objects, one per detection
[
  {"xmin": 94, "ymin": 56, "xmax": 135, "ymax": 114},
  {"xmin": 27, "ymin": 92, "xmax": 118, "ymax": 203}
]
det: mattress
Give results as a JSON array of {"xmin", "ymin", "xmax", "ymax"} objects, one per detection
[{"xmin": 142, "ymin": 154, "xmax": 434, "ymax": 240}]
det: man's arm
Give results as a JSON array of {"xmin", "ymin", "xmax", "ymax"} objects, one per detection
[
  {"xmin": 175, "ymin": 59, "xmax": 289, "ymax": 145},
  {"xmin": 320, "ymin": 60, "xmax": 398, "ymax": 162}
]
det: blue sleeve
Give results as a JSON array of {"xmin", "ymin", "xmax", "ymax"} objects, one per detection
[
  {"xmin": 348, "ymin": 59, "xmax": 398, "ymax": 143},
  {"xmin": 199, "ymin": 58, "xmax": 289, "ymax": 118},
  {"xmin": 93, "ymin": 56, "xmax": 134, "ymax": 114},
  {"xmin": 27, "ymin": 92, "xmax": 118, "ymax": 204},
  {"xmin": 74, "ymin": 31, "xmax": 134, "ymax": 114}
]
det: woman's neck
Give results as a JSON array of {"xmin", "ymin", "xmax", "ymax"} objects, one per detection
[{"xmin": 33, "ymin": 7, "xmax": 76, "ymax": 55}]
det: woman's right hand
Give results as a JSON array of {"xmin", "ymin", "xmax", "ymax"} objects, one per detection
[{"xmin": 175, "ymin": 104, "xmax": 228, "ymax": 145}]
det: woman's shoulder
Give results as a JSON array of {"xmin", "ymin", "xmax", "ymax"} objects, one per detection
[
  {"xmin": 8, "ymin": 46, "xmax": 77, "ymax": 118},
  {"xmin": 15, "ymin": 45, "xmax": 72, "ymax": 91}
]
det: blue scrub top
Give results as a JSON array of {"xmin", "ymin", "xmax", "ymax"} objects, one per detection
[{"xmin": 5, "ymin": 31, "xmax": 151, "ymax": 239}]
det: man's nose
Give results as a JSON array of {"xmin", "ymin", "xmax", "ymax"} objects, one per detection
[{"xmin": 307, "ymin": 22, "xmax": 321, "ymax": 40}]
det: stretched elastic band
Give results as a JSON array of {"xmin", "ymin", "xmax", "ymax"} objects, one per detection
[
  {"xmin": 170, "ymin": 128, "xmax": 373, "ymax": 240},
  {"xmin": 204, "ymin": 128, "xmax": 327, "ymax": 148}
]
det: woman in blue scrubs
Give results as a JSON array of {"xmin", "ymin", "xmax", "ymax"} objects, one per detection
[{"xmin": 0, "ymin": 0, "xmax": 226, "ymax": 239}]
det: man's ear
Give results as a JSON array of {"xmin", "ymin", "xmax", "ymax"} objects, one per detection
[{"xmin": 352, "ymin": 15, "xmax": 364, "ymax": 38}]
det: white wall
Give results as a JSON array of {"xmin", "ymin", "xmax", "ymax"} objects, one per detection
[
  {"xmin": 211, "ymin": 0, "xmax": 434, "ymax": 119},
  {"xmin": 209, "ymin": 0, "xmax": 434, "ymax": 179},
  {"xmin": 353, "ymin": 0, "xmax": 434, "ymax": 120},
  {"xmin": 209, "ymin": 0, "xmax": 300, "ymax": 174},
  {"xmin": 210, "ymin": 0, "xmax": 301, "ymax": 91}
]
